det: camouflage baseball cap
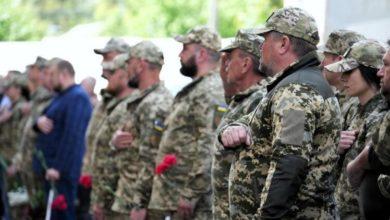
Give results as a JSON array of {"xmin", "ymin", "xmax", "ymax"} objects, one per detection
[
  {"xmin": 325, "ymin": 39, "xmax": 386, "ymax": 73},
  {"xmin": 112, "ymin": 53, "xmax": 129, "ymax": 70},
  {"xmin": 94, "ymin": 38, "xmax": 130, "ymax": 55},
  {"xmin": 27, "ymin": 56, "xmax": 48, "ymax": 69},
  {"xmin": 220, "ymin": 29, "xmax": 264, "ymax": 59},
  {"xmin": 175, "ymin": 26, "xmax": 221, "ymax": 51},
  {"xmin": 320, "ymin": 30, "xmax": 366, "ymax": 56},
  {"xmin": 4, "ymin": 72, "xmax": 28, "ymax": 88},
  {"xmin": 254, "ymin": 7, "xmax": 319, "ymax": 46},
  {"xmin": 129, "ymin": 41, "xmax": 164, "ymax": 66}
]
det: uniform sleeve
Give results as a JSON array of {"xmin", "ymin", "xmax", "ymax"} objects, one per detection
[
  {"xmin": 180, "ymin": 94, "xmax": 222, "ymax": 204},
  {"xmin": 131, "ymin": 102, "xmax": 170, "ymax": 208},
  {"xmin": 82, "ymin": 103, "xmax": 103, "ymax": 174},
  {"xmin": 258, "ymin": 85, "xmax": 318, "ymax": 218},
  {"xmin": 372, "ymin": 112, "xmax": 390, "ymax": 167}
]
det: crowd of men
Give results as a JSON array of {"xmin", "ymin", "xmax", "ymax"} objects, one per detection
[{"xmin": 0, "ymin": 6, "xmax": 389, "ymax": 220}]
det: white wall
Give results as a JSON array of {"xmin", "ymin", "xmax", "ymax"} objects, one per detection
[{"xmin": 285, "ymin": 0, "xmax": 390, "ymax": 44}]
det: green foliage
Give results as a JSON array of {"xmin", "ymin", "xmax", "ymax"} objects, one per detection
[
  {"xmin": 96, "ymin": 0, "xmax": 282, "ymax": 37},
  {"xmin": 0, "ymin": 0, "xmax": 47, "ymax": 40},
  {"xmin": 0, "ymin": 0, "xmax": 282, "ymax": 40}
]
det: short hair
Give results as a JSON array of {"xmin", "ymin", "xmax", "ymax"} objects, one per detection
[
  {"xmin": 56, "ymin": 60, "xmax": 75, "ymax": 77},
  {"xmin": 238, "ymin": 50, "xmax": 266, "ymax": 77},
  {"xmin": 271, "ymin": 31, "xmax": 317, "ymax": 58}
]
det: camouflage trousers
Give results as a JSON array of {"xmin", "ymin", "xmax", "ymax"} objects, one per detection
[
  {"xmin": 211, "ymin": 152, "xmax": 234, "ymax": 219},
  {"xmin": 228, "ymin": 155, "xmax": 268, "ymax": 219},
  {"xmin": 147, "ymin": 209, "xmax": 212, "ymax": 220}
]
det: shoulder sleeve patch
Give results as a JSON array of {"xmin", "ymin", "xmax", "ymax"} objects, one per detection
[{"xmin": 280, "ymin": 109, "xmax": 305, "ymax": 146}]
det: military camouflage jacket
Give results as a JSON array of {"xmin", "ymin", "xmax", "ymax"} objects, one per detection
[
  {"xmin": 148, "ymin": 71, "xmax": 224, "ymax": 212},
  {"xmin": 90, "ymin": 90, "xmax": 140, "ymax": 209},
  {"xmin": 83, "ymin": 89, "xmax": 118, "ymax": 174},
  {"xmin": 335, "ymin": 94, "xmax": 385, "ymax": 217},
  {"xmin": 226, "ymin": 52, "xmax": 341, "ymax": 219},
  {"xmin": 112, "ymin": 82, "xmax": 173, "ymax": 213},
  {"xmin": 12, "ymin": 86, "xmax": 52, "ymax": 170},
  {"xmin": 211, "ymin": 81, "xmax": 268, "ymax": 219},
  {"xmin": 369, "ymin": 99, "xmax": 390, "ymax": 199},
  {"xmin": 0, "ymin": 97, "xmax": 28, "ymax": 162},
  {"xmin": 213, "ymin": 82, "xmax": 268, "ymax": 155}
]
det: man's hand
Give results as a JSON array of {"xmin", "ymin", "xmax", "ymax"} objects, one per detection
[
  {"xmin": 111, "ymin": 130, "xmax": 133, "ymax": 149},
  {"xmin": 37, "ymin": 116, "xmax": 53, "ymax": 134},
  {"xmin": 45, "ymin": 168, "xmax": 60, "ymax": 181},
  {"xmin": 177, "ymin": 198, "xmax": 196, "ymax": 219},
  {"xmin": 92, "ymin": 204, "xmax": 104, "ymax": 220},
  {"xmin": 221, "ymin": 125, "xmax": 252, "ymax": 148},
  {"xmin": 130, "ymin": 208, "xmax": 147, "ymax": 220},
  {"xmin": 338, "ymin": 130, "xmax": 357, "ymax": 154}
]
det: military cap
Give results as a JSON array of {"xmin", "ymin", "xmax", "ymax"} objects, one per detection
[
  {"xmin": 254, "ymin": 7, "xmax": 319, "ymax": 46},
  {"xmin": 112, "ymin": 53, "xmax": 130, "ymax": 70},
  {"xmin": 129, "ymin": 41, "xmax": 164, "ymax": 66},
  {"xmin": 220, "ymin": 29, "xmax": 264, "ymax": 59},
  {"xmin": 320, "ymin": 30, "xmax": 366, "ymax": 56},
  {"xmin": 175, "ymin": 26, "xmax": 221, "ymax": 51},
  {"xmin": 94, "ymin": 38, "xmax": 130, "ymax": 55},
  {"xmin": 27, "ymin": 56, "xmax": 48, "ymax": 69},
  {"xmin": 4, "ymin": 72, "xmax": 28, "ymax": 88},
  {"xmin": 325, "ymin": 39, "xmax": 386, "ymax": 73}
]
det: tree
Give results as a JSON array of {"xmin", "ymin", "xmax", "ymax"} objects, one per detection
[
  {"xmin": 95, "ymin": 0, "xmax": 283, "ymax": 37},
  {"xmin": 0, "ymin": 0, "xmax": 283, "ymax": 40},
  {"xmin": 0, "ymin": 0, "xmax": 47, "ymax": 40}
]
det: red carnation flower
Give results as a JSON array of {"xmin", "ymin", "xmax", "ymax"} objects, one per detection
[
  {"xmin": 79, "ymin": 174, "xmax": 92, "ymax": 189},
  {"xmin": 155, "ymin": 154, "xmax": 177, "ymax": 175},
  {"xmin": 163, "ymin": 154, "xmax": 177, "ymax": 165},
  {"xmin": 52, "ymin": 194, "xmax": 68, "ymax": 211}
]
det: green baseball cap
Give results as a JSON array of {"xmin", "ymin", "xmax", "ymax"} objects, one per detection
[
  {"xmin": 220, "ymin": 29, "xmax": 264, "ymax": 59},
  {"xmin": 129, "ymin": 41, "xmax": 164, "ymax": 67},
  {"xmin": 325, "ymin": 39, "xmax": 386, "ymax": 73},
  {"xmin": 254, "ymin": 7, "xmax": 319, "ymax": 46},
  {"xmin": 320, "ymin": 30, "xmax": 366, "ymax": 56},
  {"xmin": 175, "ymin": 26, "xmax": 222, "ymax": 51},
  {"xmin": 94, "ymin": 38, "xmax": 130, "ymax": 55}
]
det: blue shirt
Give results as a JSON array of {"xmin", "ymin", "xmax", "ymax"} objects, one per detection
[{"xmin": 34, "ymin": 84, "xmax": 92, "ymax": 181}]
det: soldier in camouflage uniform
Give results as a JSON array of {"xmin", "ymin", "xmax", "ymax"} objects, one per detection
[
  {"xmin": 90, "ymin": 53, "xmax": 139, "ymax": 219},
  {"xmin": 346, "ymin": 48, "xmax": 390, "ymax": 219},
  {"xmin": 319, "ymin": 30, "xmax": 366, "ymax": 128},
  {"xmin": 8, "ymin": 57, "xmax": 53, "ymax": 212},
  {"xmin": 135, "ymin": 27, "xmax": 224, "ymax": 220},
  {"xmin": 325, "ymin": 39, "xmax": 386, "ymax": 219},
  {"xmin": 220, "ymin": 7, "xmax": 341, "ymax": 219},
  {"xmin": 211, "ymin": 29, "xmax": 267, "ymax": 219},
  {"xmin": 97, "ymin": 41, "xmax": 173, "ymax": 218},
  {"xmin": 83, "ymin": 38, "xmax": 130, "ymax": 175},
  {"xmin": 0, "ymin": 72, "xmax": 29, "ymax": 165}
]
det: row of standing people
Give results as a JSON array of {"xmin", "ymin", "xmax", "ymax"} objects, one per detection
[{"xmin": 0, "ymin": 6, "xmax": 389, "ymax": 220}]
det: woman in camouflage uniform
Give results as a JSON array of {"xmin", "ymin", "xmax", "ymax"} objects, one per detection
[{"xmin": 325, "ymin": 39, "xmax": 386, "ymax": 219}]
